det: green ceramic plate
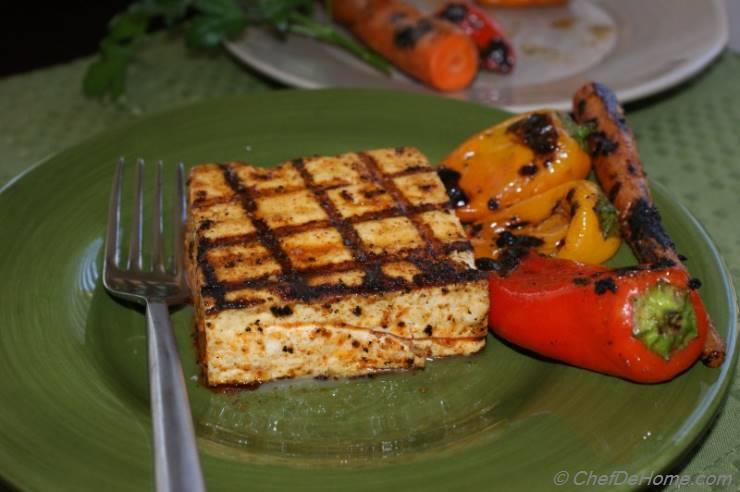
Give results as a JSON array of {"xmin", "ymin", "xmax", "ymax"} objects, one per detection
[{"xmin": 0, "ymin": 90, "xmax": 736, "ymax": 492}]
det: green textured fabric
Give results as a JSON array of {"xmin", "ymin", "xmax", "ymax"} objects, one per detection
[
  {"xmin": 0, "ymin": 35, "xmax": 738, "ymax": 491},
  {"xmin": 0, "ymin": 36, "xmax": 269, "ymax": 186}
]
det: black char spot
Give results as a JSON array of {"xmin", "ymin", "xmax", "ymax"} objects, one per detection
[
  {"xmin": 608, "ymin": 182, "xmax": 622, "ymax": 202},
  {"xmin": 594, "ymin": 277, "xmax": 617, "ymax": 295},
  {"xmin": 481, "ymin": 39, "xmax": 514, "ymax": 73},
  {"xmin": 437, "ymin": 167, "xmax": 469, "ymax": 208},
  {"xmin": 688, "ymin": 278, "xmax": 702, "ymax": 290},
  {"xmin": 507, "ymin": 113, "xmax": 558, "ymax": 155},
  {"xmin": 394, "ymin": 19, "xmax": 434, "ymax": 49},
  {"xmin": 518, "ymin": 164, "xmax": 538, "ymax": 176},
  {"xmin": 475, "ymin": 257, "xmax": 497, "ymax": 271},
  {"xmin": 589, "ymin": 131, "xmax": 619, "ymax": 156},
  {"xmin": 270, "ymin": 305, "xmax": 293, "ymax": 317},
  {"xmin": 627, "ymin": 199, "xmax": 677, "ymax": 258},
  {"xmin": 592, "ymin": 82, "xmax": 629, "ymax": 131},
  {"xmin": 437, "ymin": 3, "xmax": 468, "ymax": 23},
  {"xmin": 496, "ymin": 231, "xmax": 544, "ymax": 249},
  {"xmin": 650, "ymin": 258, "xmax": 677, "ymax": 270}
]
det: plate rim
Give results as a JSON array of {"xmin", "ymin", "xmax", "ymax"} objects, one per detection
[
  {"xmin": 224, "ymin": 0, "xmax": 728, "ymax": 112},
  {"xmin": 0, "ymin": 89, "xmax": 737, "ymax": 491},
  {"xmin": 598, "ymin": 0, "xmax": 728, "ymax": 112}
]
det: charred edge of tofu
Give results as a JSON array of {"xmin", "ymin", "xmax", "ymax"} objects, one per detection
[
  {"xmin": 200, "ymin": 253, "xmax": 487, "ymax": 314},
  {"xmin": 188, "ymin": 151, "xmax": 487, "ymax": 315}
]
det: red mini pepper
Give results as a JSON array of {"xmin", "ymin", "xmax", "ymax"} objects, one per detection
[
  {"xmin": 487, "ymin": 253, "xmax": 710, "ymax": 383},
  {"xmin": 436, "ymin": 2, "xmax": 516, "ymax": 74}
]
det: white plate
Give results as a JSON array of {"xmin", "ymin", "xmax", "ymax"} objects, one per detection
[{"xmin": 226, "ymin": 0, "xmax": 727, "ymax": 112}]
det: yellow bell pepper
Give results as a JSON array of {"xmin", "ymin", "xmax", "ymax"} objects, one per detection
[
  {"xmin": 468, "ymin": 180, "xmax": 621, "ymax": 264},
  {"xmin": 441, "ymin": 111, "xmax": 591, "ymax": 223}
]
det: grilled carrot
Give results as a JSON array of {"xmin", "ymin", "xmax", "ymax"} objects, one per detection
[
  {"xmin": 331, "ymin": 0, "xmax": 479, "ymax": 92},
  {"xmin": 572, "ymin": 82, "xmax": 725, "ymax": 368}
]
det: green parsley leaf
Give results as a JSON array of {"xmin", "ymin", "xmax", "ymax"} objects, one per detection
[
  {"xmin": 107, "ymin": 12, "xmax": 150, "ymax": 43},
  {"xmin": 83, "ymin": 42, "xmax": 134, "ymax": 98},
  {"xmin": 559, "ymin": 112, "xmax": 593, "ymax": 152},
  {"xmin": 593, "ymin": 194, "xmax": 620, "ymax": 239},
  {"xmin": 84, "ymin": 0, "xmax": 390, "ymax": 99},
  {"xmin": 185, "ymin": 14, "xmax": 247, "ymax": 49}
]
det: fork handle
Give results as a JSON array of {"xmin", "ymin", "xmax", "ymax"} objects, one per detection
[{"xmin": 146, "ymin": 300, "xmax": 206, "ymax": 492}]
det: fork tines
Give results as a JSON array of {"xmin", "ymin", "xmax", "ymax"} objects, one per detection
[{"xmin": 104, "ymin": 158, "xmax": 186, "ymax": 277}]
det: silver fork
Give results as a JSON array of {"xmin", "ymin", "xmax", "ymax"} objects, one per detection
[{"xmin": 103, "ymin": 158, "xmax": 206, "ymax": 492}]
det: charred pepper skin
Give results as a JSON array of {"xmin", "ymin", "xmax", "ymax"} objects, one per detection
[
  {"xmin": 442, "ymin": 111, "xmax": 591, "ymax": 223},
  {"xmin": 442, "ymin": 110, "xmax": 617, "ymax": 265},
  {"xmin": 488, "ymin": 254, "xmax": 710, "ymax": 383},
  {"xmin": 467, "ymin": 179, "xmax": 621, "ymax": 264},
  {"xmin": 436, "ymin": 2, "xmax": 516, "ymax": 73}
]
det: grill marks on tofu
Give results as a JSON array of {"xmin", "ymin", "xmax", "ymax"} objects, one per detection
[
  {"xmin": 189, "ymin": 148, "xmax": 483, "ymax": 305},
  {"xmin": 256, "ymin": 190, "xmax": 330, "ymax": 229},
  {"xmin": 354, "ymin": 217, "xmax": 425, "ymax": 255},
  {"xmin": 392, "ymin": 172, "xmax": 451, "ymax": 206},
  {"xmin": 326, "ymin": 183, "xmax": 394, "ymax": 218},
  {"xmin": 206, "ymin": 244, "xmax": 281, "ymax": 283},
  {"xmin": 186, "ymin": 147, "xmax": 489, "ymax": 386}
]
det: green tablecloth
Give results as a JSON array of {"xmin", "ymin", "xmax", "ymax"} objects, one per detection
[{"xmin": 1, "ymin": 36, "xmax": 738, "ymax": 491}]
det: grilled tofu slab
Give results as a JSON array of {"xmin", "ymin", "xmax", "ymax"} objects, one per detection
[{"xmin": 186, "ymin": 147, "xmax": 489, "ymax": 386}]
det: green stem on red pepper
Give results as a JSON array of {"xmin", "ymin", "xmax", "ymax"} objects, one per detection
[{"xmin": 632, "ymin": 281, "xmax": 697, "ymax": 360}]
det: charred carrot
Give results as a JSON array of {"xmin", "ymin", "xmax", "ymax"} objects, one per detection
[
  {"xmin": 572, "ymin": 82, "xmax": 725, "ymax": 367},
  {"xmin": 487, "ymin": 253, "xmax": 709, "ymax": 383},
  {"xmin": 572, "ymin": 83, "xmax": 672, "ymax": 264},
  {"xmin": 436, "ymin": 2, "xmax": 515, "ymax": 74},
  {"xmin": 332, "ymin": 0, "xmax": 479, "ymax": 91}
]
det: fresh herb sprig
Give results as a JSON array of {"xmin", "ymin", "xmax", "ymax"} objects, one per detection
[
  {"xmin": 594, "ymin": 194, "xmax": 620, "ymax": 239},
  {"xmin": 83, "ymin": 0, "xmax": 390, "ymax": 99},
  {"xmin": 559, "ymin": 111, "xmax": 594, "ymax": 152}
]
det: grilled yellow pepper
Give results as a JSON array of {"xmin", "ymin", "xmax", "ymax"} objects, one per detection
[
  {"xmin": 468, "ymin": 180, "xmax": 621, "ymax": 264},
  {"xmin": 441, "ymin": 110, "xmax": 591, "ymax": 223},
  {"xmin": 439, "ymin": 110, "xmax": 620, "ymax": 265}
]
